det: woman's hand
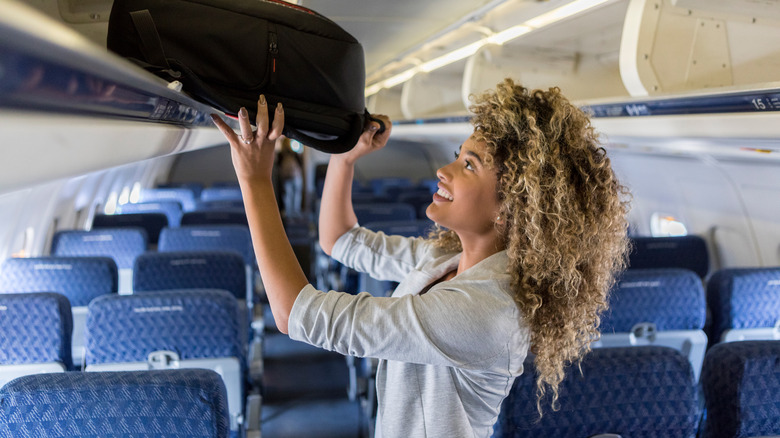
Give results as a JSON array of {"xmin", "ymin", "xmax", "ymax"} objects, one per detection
[
  {"xmin": 211, "ymin": 95, "xmax": 284, "ymax": 184},
  {"xmin": 334, "ymin": 114, "xmax": 392, "ymax": 165}
]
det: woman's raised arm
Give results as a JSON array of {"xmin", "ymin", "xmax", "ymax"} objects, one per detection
[{"xmin": 318, "ymin": 115, "xmax": 391, "ymax": 255}]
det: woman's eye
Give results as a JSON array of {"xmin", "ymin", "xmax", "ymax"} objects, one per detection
[
  {"xmin": 465, "ymin": 160, "xmax": 474, "ymax": 170},
  {"xmin": 454, "ymin": 151, "xmax": 460, "ymax": 160}
]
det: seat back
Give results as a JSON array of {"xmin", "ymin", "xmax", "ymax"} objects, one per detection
[
  {"xmin": 629, "ymin": 236, "xmax": 709, "ymax": 278},
  {"xmin": 117, "ymin": 201, "xmax": 183, "ymax": 227},
  {"xmin": 139, "ymin": 187, "xmax": 197, "ymax": 211},
  {"xmin": 493, "ymin": 346, "xmax": 699, "ymax": 438},
  {"xmin": 0, "ymin": 256, "xmax": 118, "ymax": 307},
  {"xmin": 181, "ymin": 210, "xmax": 248, "ymax": 226},
  {"xmin": 0, "ymin": 369, "xmax": 230, "ymax": 438},
  {"xmin": 158, "ymin": 226, "xmax": 255, "ymax": 304},
  {"xmin": 200, "ymin": 187, "xmax": 243, "ymax": 202},
  {"xmin": 133, "ymin": 251, "xmax": 246, "ymax": 300},
  {"xmin": 51, "ymin": 228, "xmax": 147, "ymax": 293},
  {"xmin": 85, "ymin": 290, "xmax": 243, "ymax": 431},
  {"xmin": 700, "ymin": 341, "xmax": 780, "ymax": 438},
  {"xmin": 158, "ymin": 226, "xmax": 253, "ymax": 266},
  {"xmin": 0, "ymin": 293, "xmax": 72, "ymax": 385},
  {"xmin": 0, "ymin": 256, "xmax": 117, "ymax": 369},
  {"xmin": 707, "ymin": 267, "xmax": 780, "ymax": 343},
  {"xmin": 353, "ymin": 202, "xmax": 416, "ymax": 224},
  {"xmin": 92, "ymin": 213, "xmax": 168, "ymax": 245},
  {"xmin": 595, "ymin": 269, "xmax": 708, "ymax": 381}
]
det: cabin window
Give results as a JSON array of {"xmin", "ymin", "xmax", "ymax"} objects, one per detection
[
  {"xmin": 118, "ymin": 186, "xmax": 131, "ymax": 206},
  {"xmin": 104, "ymin": 191, "xmax": 119, "ymax": 215},
  {"xmin": 130, "ymin": 182, "xmax": 142, "ymax": 203},
  {"xmin": 650, "ymin": 213, "xmax": 688, "ymax": 237},
  {"xmin": 11, "ymin": 227, "xmax": 34, "ymax": 258}
]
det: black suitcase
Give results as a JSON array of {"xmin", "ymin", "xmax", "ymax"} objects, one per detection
[{"xmin": 108, "ymin": 0, "xmax": 371, "ymax": 153}]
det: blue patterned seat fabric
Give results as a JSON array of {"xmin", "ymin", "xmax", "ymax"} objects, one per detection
[
  {"xmin": 0, "ymin": 256, "xmax": 117, "ymax": 307},
  {"xmin": 492, "ymin": 346, "xmax": 699, "ymax": 438},
  {"xmin": 85, "ymin": 289, "xmax": 242, "ymax": 366},
  {"xmin": 0, "ymin": 292, "xmax": 73, "ymax": 369},
  {"xmin": 0, "ymin": 369, "xmax": 229, "ymax": 438},
  {"xmin": 139, "ymin": 187, "xmax": 197, "ymax": 212},
  {"xmin": 133, "ymin": 251, "xmax": 246, "ymax": 299},
  {"xmin": 117, "ymin": 201, "xmax": 184, "ymax": 227},
  {"xmin": 700, "ymin": 340, "xmax": 780, "ymax": 438},
  {"xmin": 92, "ymin": 213, "xmax": 168, "ymax": 245},
  {"xmin": 707, "ymin": 267, "xmax": 780, "ymax": 342},
  {"xmin": 601, "ymin": 268, "xmax": 706, "ymax": 332},
  {"xmin": 158, "ymin": 225, "xmax": 254, "ymax": 266},
  {"xmin": 629, "ymin": 236, "xmax": 709, "ymax": 278},
  {"xmin": 51, "ymin": 228, "xmax": 147, "ymax": 270}
]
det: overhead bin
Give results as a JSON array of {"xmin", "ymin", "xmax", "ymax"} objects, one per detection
[
  {"xmin": 620, "ymin": 0, "xmax": 780, "ymax": 96},
  {"xmin": 0, "ymin": 1, "xmax": 233, "ymax": 194}
]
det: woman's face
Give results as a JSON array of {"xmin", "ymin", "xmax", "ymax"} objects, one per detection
[{"xmin": 426, "ymin": 135, "xmax": 502, "ymax": 238}]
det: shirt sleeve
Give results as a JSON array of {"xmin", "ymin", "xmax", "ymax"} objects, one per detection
[
  {"xmin": 331, "ymin": 225, "xmax": 436, "ymax": 282},
  {"xmin": 288, "ymin": 282, "xmax": 516, "ymax": 370}
]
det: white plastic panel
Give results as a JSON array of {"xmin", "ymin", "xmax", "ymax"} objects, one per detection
[{"xmin": 0, "ymin": 362, "xmax": 67, "ymax": 388}]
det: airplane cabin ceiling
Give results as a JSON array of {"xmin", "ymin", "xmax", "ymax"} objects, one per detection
[{"xmin": 298, "ymin": 0, "xmax": 509, "ymax": 76}]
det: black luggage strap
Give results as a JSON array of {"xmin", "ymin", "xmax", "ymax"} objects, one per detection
[{"xmin": 129, "ymin": 9, "xmax": 171, "ymax": 70}]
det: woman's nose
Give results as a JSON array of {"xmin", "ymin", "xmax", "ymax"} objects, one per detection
[{"xmin": 436, "ymin": 163, "xmax": 452, "ymax": 182}]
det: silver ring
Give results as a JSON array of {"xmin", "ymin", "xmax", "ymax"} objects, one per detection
[{"xmin": 239, "ymin": 134, "xmax": 253, "ymax": 144}]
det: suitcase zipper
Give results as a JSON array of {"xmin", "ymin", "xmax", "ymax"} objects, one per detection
[{"xmin": 269, "ymin": 24, "xmax": 278, "ymax": 86}]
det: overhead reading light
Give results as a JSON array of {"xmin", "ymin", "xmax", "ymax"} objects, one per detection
[{"xmin": 365, "ymin": 0, "xmax": 612, "ymax": 96}]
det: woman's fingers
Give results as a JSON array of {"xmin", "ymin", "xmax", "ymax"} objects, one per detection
[
  {"xmin": 255, "ymin": 95, "xmax": 269, "ymax": 137},
  {"xmin": 238, "ymin": 107, "xmax": 254, "ymax": 144},
  {"xmin": 210, "ymin": 114, "xmax": 237, "ymax": 144},
  {"xmin": 269, "ymin": 103, "xmax": 284, "ymax": 140}
]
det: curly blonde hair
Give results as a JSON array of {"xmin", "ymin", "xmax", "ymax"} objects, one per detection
[{"xmin": 431, "ymin": 78, "xmax": 631, "ymax": 412}]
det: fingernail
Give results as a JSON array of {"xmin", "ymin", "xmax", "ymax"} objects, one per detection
[
  {"xmin": 277, "ymin": 102, "xmax": 283, "ymax": 112},
  {"xmin": 259, "ymin": 95, "xmax": 266, "ymax": 105},
  {"xmin": 370, "ymin": 124, "xmax": 378, "ymax": 131},
  {"xmin": 239, "ymin": 107, "xmax": 247, "ymax": 118}
]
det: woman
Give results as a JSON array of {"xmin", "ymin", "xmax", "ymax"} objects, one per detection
[{"xmin": 211, "ymin": 78, "xmax": 630, "ymax": 437}]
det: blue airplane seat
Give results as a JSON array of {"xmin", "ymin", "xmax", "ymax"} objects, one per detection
[
  {"xmin": 369, "ymin": 177, "xmax": 412, "ymax": 197},
  {"xmin": 181, "ymin": 209, "xmax": 249, "ymax": 227},
  {"xmin": 157, "ymin": 181, "xmax": 204, "ymax": 199},
  {"xmin": 201, "ymin": 187, "xmax": 243, "ymax": 203},
  {"xmin": 707, "ymin": 267, "xmax": 780, "ymax": 343},
  {"xmin": 139, "ymin": 187, "xmax": 197, "ymax": 212},
  {"xmin": 0, "ymin": 293, "xmax": 73, "ymax": 385},
  {"xmin": 0, "ymin": 369, "xmax": 230, "ymax": 438},
  {"xmin": 85, "ymin": 290, "xmax": 245, "ymax": 435},
  {"xmin": 158, "ymin": 226, "xmax": 254, "ymax": 267},
  {"xmin": 133, "ymin": 251, "xmax": 246, "ymax": 299},
  {"xmin": 492, "ymin": 346, "xmax": 700, "ymax": 438},
  {"xmin": 51, "ymin": 228, "xmax": 147, "ymax": 293},
  {"xmin": 353, "ymin": 202, "xmax": 416, "ymax": 224},
  {"xmin": 196, "ymin": 200, "xmax": 246, "ymax": 211},
  {"xmin": 595, "ymin": 268, "xmax": 708, "ymax": 381},
  {"xmin": 92, "ymin": 212, "xmax": 168, "ymax": 245},
  {"xmin": 628, "ymin": 235, "xmax": 710, "ymax": 278},
  {"xmin": 117, "ymin": 201, "xmax": 183, "ymax": 227},
  {"xmin": 0, "ymin": 256, "xmax": 117, "ymax": 369},
  {"xmin": 700, "ymin": 340, "xmax": 780, "ymax": 438}
]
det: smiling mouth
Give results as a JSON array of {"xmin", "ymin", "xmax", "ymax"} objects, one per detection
[{"xmin": 435, "ymin": 187, "xmax": 453, "ymax": 201}]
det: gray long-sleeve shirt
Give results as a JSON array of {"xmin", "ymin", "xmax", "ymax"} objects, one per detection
[{"xmin": 288, "ymin": 226, "xmax": 530, "ymax": 437}]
